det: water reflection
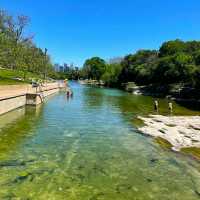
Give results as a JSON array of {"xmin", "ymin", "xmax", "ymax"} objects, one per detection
[
  {"xmin": 82, "ymin": 85, "xmax": 200, "ymax": 128},
  {"xmin": 0, "ymin": 105, "xmax": 43, "ymax": 160},
  {"xmin": 0, "ymin": 107, "xmax": 26, "ymax": 130},
  {"xmin": 82, "ymin": 86, "xmax": 106, "ymax": 108}
]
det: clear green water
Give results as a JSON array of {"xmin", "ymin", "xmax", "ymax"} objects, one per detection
[{"xmin": 0, "ymin": 82, "xmax": 200, "ymax": 200}]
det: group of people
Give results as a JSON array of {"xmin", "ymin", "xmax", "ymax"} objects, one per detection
[
  {"xmin": 154, "ymin": 99, "xmax": 173, "ymax": 112},
  {"xmin": 63, "ymin": 79, "xmax": 73, "ymax": 98}
]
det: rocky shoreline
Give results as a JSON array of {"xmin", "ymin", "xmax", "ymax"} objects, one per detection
[{"xmin": 138, "ymin": 115, "xmax": 200, "ymax": 151}]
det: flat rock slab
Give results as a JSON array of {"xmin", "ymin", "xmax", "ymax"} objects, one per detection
[{"xmin": 138, "ymin": 115, "xmax": 200, "ymax": 151}]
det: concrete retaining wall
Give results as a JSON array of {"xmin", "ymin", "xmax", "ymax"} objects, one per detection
[
  {"xmin": 0, "ymin": 95, "xmax": 26, "ymax": 115},
  {"xmin": 0, "ymin": 83, "xmax": 67, "ymax": 115},
  {"xmin": 43, "ymin": 88, "xmax": 60, "ymax": 98},
  {"xmin": 26, "ymin": 88, "xmax": 60, "ymax": 106}
]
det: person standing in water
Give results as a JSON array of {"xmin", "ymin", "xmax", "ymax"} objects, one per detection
[
  {"xmin": 168, "ymin": 101, "xmax": 173, "ymax": 113},
  {"xmin": 154, "ymin": 99, "xmax": 159, "ymax": 111}
]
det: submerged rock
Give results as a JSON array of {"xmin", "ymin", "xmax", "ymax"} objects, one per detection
[
  {"xmin": 150, "ymin": 158, "xmax": 159, "ymax": 163},
  {"xmin": 115, "ymin": 183, "xmax": 132, "ymax": 193},
  {"xmin": 13, "ymin": 171, "xmax": 32, "ymax": 184},
  {"xmin": 146, "ymin": 178, "xmax": 153, "ymax": 183},
  {"xmin": 89, "ymin": 192, "xmax": 105, "ymax": 200},
  {"xmin": 0, "ymin": 159, "xmax": 35, "ymax": 168},
  {"xmin": 0, "ymin": 160, "xmax": 26, "ymax": 168}
]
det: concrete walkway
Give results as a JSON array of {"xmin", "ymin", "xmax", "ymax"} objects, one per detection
[
  {"xmin": 0, "ymin": 83, "xmax": 62, "ymax": 100},
  {"xmin": 0, "ymin": 82, "xmax": 66, "ymax": 115}
]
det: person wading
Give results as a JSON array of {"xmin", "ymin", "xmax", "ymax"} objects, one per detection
[
  {"xmin": 168, "ymin": 101, "xmax": 173, "ymax": 113},
  {"xmin": 154, "ymin": 99, "xmax": 159, "ymax": 111}
]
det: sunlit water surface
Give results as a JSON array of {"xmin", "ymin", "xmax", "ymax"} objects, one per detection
[{"xmin": 0, "ymin": 82, "xmax": 200, "ymax": 200}]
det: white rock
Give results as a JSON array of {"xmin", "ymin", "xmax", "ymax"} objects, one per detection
[{"xmin": 138, "ymin": 115, "xmax": 200, "ymax": 151}]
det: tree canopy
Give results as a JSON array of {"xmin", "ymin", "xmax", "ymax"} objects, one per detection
[
  {"xmin": 0, "ymin": 10, "xmax": 56, "ymax": 80},
  {"xmin": 81, "ymin": 40, "xmax": 200, "ymax": 89},
  {"xmin": 82, "ymin": 57, "xmax": 106, "ymax": 80}
]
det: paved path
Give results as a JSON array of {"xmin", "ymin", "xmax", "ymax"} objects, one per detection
[{"xmin": 0, "ymin": 83, "xmax": 62, "ymax": 100}]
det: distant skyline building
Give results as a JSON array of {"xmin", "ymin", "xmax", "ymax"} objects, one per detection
[
  {"xmin": 63, "ymin": 63, "xmax": 70, "ymax": 72},
  {"xmin": 54, "ymin": 63, "xmax": 77, "ymax": 72},
  {"xmin": 54, "ymin": 64, "xmax": 60, "ymax": 72}
]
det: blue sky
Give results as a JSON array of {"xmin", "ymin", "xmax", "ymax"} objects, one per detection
[{"xmin": 1, "ymin": 0, "xmax": 200, "ymax": 67}]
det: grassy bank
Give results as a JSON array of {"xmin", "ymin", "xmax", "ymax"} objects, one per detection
[{"xmin": 0, "ymin": 68, "xmax": 42, "ymax": 85}]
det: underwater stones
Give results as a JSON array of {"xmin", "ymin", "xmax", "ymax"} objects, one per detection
[
  {"xmin": 58, "ymin": 187, "xmax": 63, "ymax": 191},
  {"xmin": 7, "ymin": 168, "xmax": 55, "ymax": 186},
  {"xmin": 0, "ymin": 160, "xmax": 26, "ymax": 168},
  {"xmin": 73, "ymin": 173, "xmax": 86, "ymax": 183},
  {"xmin": 3, "ymin": 193, "xmax": 17, "ymax": 200},
  {"xmin": 194, "ymin": 189, "xmax": 200, "ymax": 197},
  {"xmin": 13, "ymin": 171, "xmax": 32, "ymax": 184},
  {"xmin": 115, "ymin": 183, "xmax": 132, "ymax": 193},
  {"xmin": 167, "ymin": 158, "xmax": 180, "ymax": 167},
  {"xmin": 132, "ymin": 187, "xmax": 139, "ymax": 192},
  {"xmin": 146, "ymin": 178, "xmax": 153, "ymax": 183},
  {"xmin": 92, "ymin": 164, "xmax": 108, "ymax": 176},
  {"xmin": 150, "ymin": 158, "xmax": 159, "ymax": 163},
  {"xmin": 147, "ymin": 193, "xmax": 154, "ymax": 199},
  {"xmin": 19, "ymin": 171, "xmax": 29, "ymax": 177},
  {"xmin": 0, "ymin": 158, "xmax": 35, "ymax": 169},
  {"xmin": 88, "ymin": 192, "xmax": 105, "ymax": 200},
  {"xmin": 77, "ymin": 165, "xmax": 85, "ymax": 170}
]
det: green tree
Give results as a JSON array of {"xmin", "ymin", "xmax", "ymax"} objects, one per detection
[
  {"xmin": 0, "ymin": 10, "xmax": 55, "ymax": 81},
  {"xmin": 101, "ymin": 63, "xmax": 122, "ymax": 86},
  {"xmin": 118, "ymin": 50, "xmax": 158, "ymax": 84},
  {"xmin": 159, "ymin": 39, "xmax": 186, "ymax": 57},
  {"xmin": 82, "ymin": 57, "xmax": 106, "ymax": 80}
]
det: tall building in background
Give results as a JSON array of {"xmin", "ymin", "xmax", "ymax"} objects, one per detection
[
  {"xmin": 64, "ymin": 63, "xmax": 70, "ymax": 72},
  {"xmin": 54, "ymin": 63, "xmax": 73, "ymax": 72},
  {"xmin": 59, "ymin": 65, "xmax": 64, "ymax": 72},
  {"xmin": 54, "ymin": 64, "xmax": 60, "ymax": 72}
]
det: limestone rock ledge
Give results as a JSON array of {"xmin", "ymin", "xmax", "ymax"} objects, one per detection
[{"xmin": 138, "ymin": 115, "xmax": 200, "ymax": 151}]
